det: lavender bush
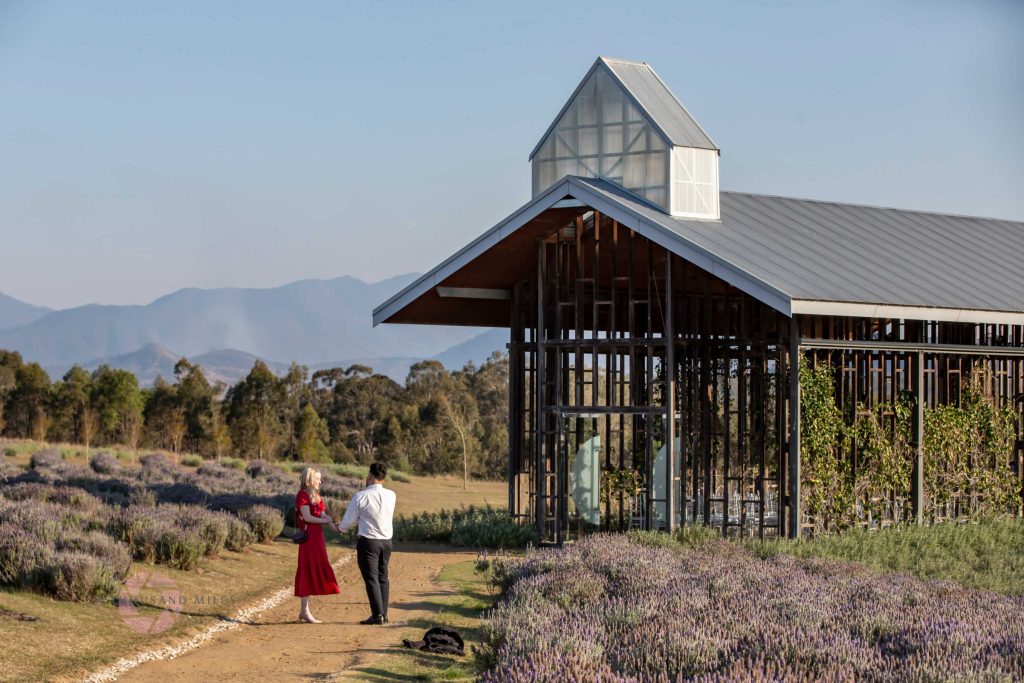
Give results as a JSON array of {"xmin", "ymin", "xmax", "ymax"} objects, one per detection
[
  {"xmin": 154, "ymin": 526, "xmax": 207, "ymax": 570},
  {"xmin": 239, "ymin": 504, "xmax": 285, "ymax": 543},
  {"xmin": 481, "ymin": 534, "xmax": 1024, "ymax": 682},
  {"xmin": 0, "ymin": 455, "xmax": 356, "ymax": 599},
  {"xmin": 29, "ymin": 449, "xmax": 62, "ymax": 470},
  {"xmin": 225, "ymin": 515, "xmax": 257, "ymax": 551},
  {"xmin": 89, "ymin": 452, "xmax": 121, "ymax": 475},
  {"xmin": 0, "ymin": 499, "xmax": 131, "ymax": 601}
]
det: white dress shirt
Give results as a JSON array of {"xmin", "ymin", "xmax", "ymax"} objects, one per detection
[{"xmin": 338, "ymin": 483, "xmax": 396, "ymax": 540}]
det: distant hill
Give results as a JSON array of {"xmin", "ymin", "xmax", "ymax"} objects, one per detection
[
  {"xmin": 44, "ymin": 343, "xmax": 291, "ymax": 387},
  {"xmin": 44, "ymin": 333, "xmax": 510, "ymax": 387},
  {"xmin": 0, "ymin": 275, "xmax": 489, "ymax": 369},
  {"xmin": 431, "ymin": 328, "xmax": 509, "ymax": 369},
  {"xmin": 0, "ymin": 292, "xmax": 51, "ymax": 331}
]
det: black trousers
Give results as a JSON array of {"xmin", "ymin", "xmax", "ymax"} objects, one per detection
[{"xmin": 356, "ymin": 537, "xmax": 393, "ymax": 618}]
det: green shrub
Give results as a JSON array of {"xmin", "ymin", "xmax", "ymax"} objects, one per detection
[
  {"xmin": 327, "ymin": 462, "xmax": 412, "ymax": 483},
  {"xmin": 175, "ymin": 507, "xmax": 230, "ymax": 557},
  {"xmin": 224, "ymin": 516, "xmax": 257, "ymax": 551},
  {"xmin": 766, "ymin": 517, "xmax": 1024, "ymax": 595},
  {"xmin": 155, "ymin": 527, "xmax": 206, "ymax": 570},
  {"xmin": 44, "ymin": 550, "xmax": 122, "ymax": 601},
  {"xmin": 395, "ymin": 506, "xmax": 536, "ymax": 548},
  {"xmin": 221, "ymin": 457, "xmax": 246, "ymax": 470},
  {"xmin": 54, "ymin": 530, "xmax": 132, "ymax": 581},
  {"xmin": 0, "ymin": 525, "xmax": 53, "ymax": 588},
  {"xmin": 181, "ymin": 454, "xmax": 203, "ymax": 467},
  {"xmin": 108, "ymin": 506, "xmax": 165, "ymax": 561},
  {"xmin": 3, "ymin": 447, "xmax": 16, "ymax": 458},
  {"xmin": 239, "ymin": 505, "xmax": 285, "ymax": 543}
]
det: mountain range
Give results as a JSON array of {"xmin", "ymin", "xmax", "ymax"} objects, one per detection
[
  {"xmin": 0, "ymin": 293, "xmax": 52, "ymax": 331},
  {"xmin": 0, "ymin": 277, "xmax": 508, "ymax": 384}
]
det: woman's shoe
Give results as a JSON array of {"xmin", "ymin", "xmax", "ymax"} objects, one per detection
[
  {"xmin": 300, "ymin": 613, "xmax": 322, "ymax": 624},
  {"xmin": 359, "ymin": 615, "xmax": 385, "ymax": 625}
]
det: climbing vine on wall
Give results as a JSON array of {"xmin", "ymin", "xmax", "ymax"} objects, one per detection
[
  {"xmin": 850, "ymin": 395, "xmax": 913, "ymax": 524},
  {"xmin": 922, "ymin": 367, "xmax": 1018, "ymax": 521},
  {"xmin": 801, "ymin": 358, "xmax": 1020, "ymax": 533},
  {"xmin": 799, "ymin": 358, "xmax": 853, "ymax": 532}
]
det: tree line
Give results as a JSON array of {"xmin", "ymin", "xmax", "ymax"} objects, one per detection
[{"xmin": 0, "ymin": 349, "xmax": 510, "ymax": 480}]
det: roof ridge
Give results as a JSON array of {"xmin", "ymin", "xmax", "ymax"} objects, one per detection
[
  {"xmin": 720, "ymin": 190, "xmax": 1024, "ymax": 225},
  {"xmin": 598, "ymin": 56, "xmax": 648, "ymax": 66}
]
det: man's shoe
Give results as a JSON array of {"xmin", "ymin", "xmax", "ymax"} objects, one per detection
[{"xmin": 360, "ymin": 615, "xmax": 385, "ymax": 625}]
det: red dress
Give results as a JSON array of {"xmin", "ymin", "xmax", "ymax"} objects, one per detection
[{"xmin": 294, "ymin": 490, "xmax": 341, "ymax": 597}]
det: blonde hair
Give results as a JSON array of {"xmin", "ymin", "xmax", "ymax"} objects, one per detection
[{"xmin": 299, "ymin": 467, "xmax": 322, "ymax": 503}]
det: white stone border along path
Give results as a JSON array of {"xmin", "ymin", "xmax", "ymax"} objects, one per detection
[{"xmin": 82, "ymin": 554, "xmax": 353, "ymax": 682}]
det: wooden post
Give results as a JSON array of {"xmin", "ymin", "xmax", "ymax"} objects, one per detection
[
  {"xmin": 665, "ymin": 255, "xmax": 676, "ymax": 533},
  {"xmin": 912, "ymin": 350, "xmax": 925, "ymax": 524},
  {"xmin": 788, "ymin": 316, "xmax": 801, "ymax": 539},
  {"xmin": 535, "ymin": 241, "xmax": 546, "ymax": 543},
  {"xmin": 507, "ymin": 286, "xmax": 521, "ymax": 517}
]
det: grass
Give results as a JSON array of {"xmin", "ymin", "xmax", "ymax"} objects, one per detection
[
  {"xmin": 346, "ymin": 560, "xmax": 494, "ymax": 682},
  {"xmin": 0, "ymin": 538, "xmax": 346, "ymax": 683},
  {"xmin": 757, "ymin": 516, "xmax": 1024, "ymax": 594},
  {"xmin": 0, "ymin": 438, "xmax": 139, "ymax": 467}
]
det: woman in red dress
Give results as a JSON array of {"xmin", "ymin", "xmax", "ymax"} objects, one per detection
[{"xmin": 295, "ymin": 467, "xmax": 340, "ymax": 623}]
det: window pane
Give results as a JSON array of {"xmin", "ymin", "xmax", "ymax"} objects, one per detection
[
  {"xmin": 578, "ymin": 127, "xmax": 598, "ymax": 157},
  {"xmin": 646, "ymin": 152, "xmax": 666, "ymax": 186},
  {"xmin": 623, "ymin": 153, "xmax": 645, "ymax": 187},
  {"xmin": 602, "ymin": 124, "xmax": 624, "ymax": 155}
]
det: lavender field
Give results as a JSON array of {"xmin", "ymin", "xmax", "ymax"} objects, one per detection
[
  {"xmin": 0, "ymin": 450, "xmax": 359, "ymax": 601},
  {"xmin": 480, "ymin": 533, "xmax": 1024, "ymax": 682}
]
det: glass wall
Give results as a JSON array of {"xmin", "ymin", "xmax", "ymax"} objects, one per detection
[{"xmin": 532, "ymin": 65, "xmax": 670, "ymax": 211}]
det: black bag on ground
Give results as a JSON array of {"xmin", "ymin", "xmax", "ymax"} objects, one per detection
[{"xmin": 402, "ymin": 626, "xmax": 465, "ymax": 656}]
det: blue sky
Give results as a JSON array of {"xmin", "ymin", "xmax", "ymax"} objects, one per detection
[{"xmin": 1, "ymin": 0, "xmax": 1021, "ymax": 309}]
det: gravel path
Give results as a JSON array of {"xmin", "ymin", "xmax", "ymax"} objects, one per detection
[{"xmin": 88, "ymin": 546, "xmax": 477, "ymax": 682}]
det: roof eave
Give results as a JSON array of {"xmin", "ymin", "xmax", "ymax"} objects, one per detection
[
  {"xmin": 371, "ymin": 179, "xmax": 575, "ymax": 327},
  {"xmin": 373, "ymin": 176, "xmax": 798, "ymax": 327},
  {"xmin": 791, "ymin": 300, "xmax": 1024, "ymax": 326}
]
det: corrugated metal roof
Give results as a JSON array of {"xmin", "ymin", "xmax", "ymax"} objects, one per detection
[
  {"xmin": 529, "ymin": 57, "xmax": 718, "ymax": 160},
  {"xmin": 374, "ymin": 176, "xmax": 1024, "ymax": 327},
  {"xmin": 576, "ymin": 177, "xmax": 1024, "ymax": 314},
  {"xmin": 602, "ymin": 58, "xmax": 718, "ymax": 152}
]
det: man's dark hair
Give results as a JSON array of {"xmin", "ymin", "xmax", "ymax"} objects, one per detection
[{"xmin": 369, "ymin": 462, "xmax": 388, "ymax": 481}]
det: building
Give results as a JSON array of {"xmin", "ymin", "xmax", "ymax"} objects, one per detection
[{"xmin": 373, "ymin": 57, "xmax": 1024, "ymax": 543}]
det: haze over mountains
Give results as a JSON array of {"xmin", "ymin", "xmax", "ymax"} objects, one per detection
[{"xmin": 0, "ymin": 276, "xmax": 506, "ymax": 384}]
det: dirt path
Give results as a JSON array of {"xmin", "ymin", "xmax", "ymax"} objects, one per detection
[{"xmin": 113, "ymin": 546, "xmax": 478, "ymax": 682}]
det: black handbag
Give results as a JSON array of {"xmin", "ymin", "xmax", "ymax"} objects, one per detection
[{"xmin": 292, "ymin": 506, "xmax": 309, "ymax": 544}]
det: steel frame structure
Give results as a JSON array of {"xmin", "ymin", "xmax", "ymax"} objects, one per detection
[{"xmin": 506, "ymin": 210, "xmax": 1024, "ymax": 544}]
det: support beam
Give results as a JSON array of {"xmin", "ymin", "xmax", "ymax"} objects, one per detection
[
  {"xmin": 800, "ymin": 338, "xmax": 1024, "ymax": 358},
  {"xmin": 435, "ymin": 287, "xmax": 511, "ymax": 300},
  {"xmin": 788, "ymin": 317, "xmax": 802, "ymax": 539},
  {"xmin": 534, "ymin": 243, "xmax": 546, "ymax": 543},
  {"xmin": 912, "ymin": 350, "xmax": 925, "ymax": 524},
  {"xmin": 665, "ymin": 255, "xmax": 676, "ymax": 533},
  {"xmin": 507, "ymin": 286, "xmax": 521, "ymax": 518}
]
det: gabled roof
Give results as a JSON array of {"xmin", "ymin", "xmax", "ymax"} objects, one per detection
[
  {"xmin": 374, "ymin": 176, "xmax": 1024, "ymax": 327},
  {"xmin": 528, "ymin": 57, "xmax": 718, "ymax": 161}
]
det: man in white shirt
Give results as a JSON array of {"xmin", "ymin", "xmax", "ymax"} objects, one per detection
[{"xmin": 337, "ymin": 462, "xmax": 397, "ymax": 625}]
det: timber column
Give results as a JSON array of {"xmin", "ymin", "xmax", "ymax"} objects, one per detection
[{"xmin": 787, "ymin": 317, "xmax": 801, "ymax": 539}]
